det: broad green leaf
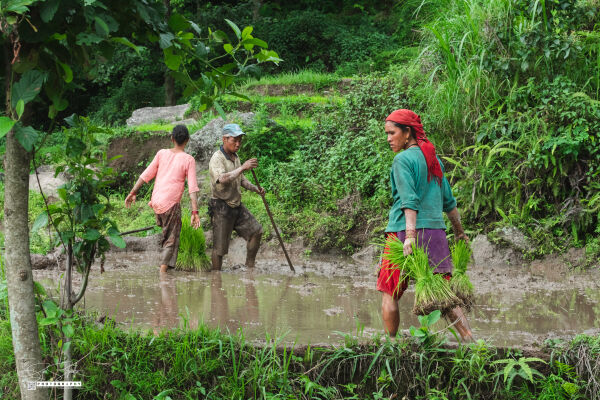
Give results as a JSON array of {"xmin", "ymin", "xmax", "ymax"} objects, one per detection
[
  {"xmin": 427, "ymin": 310, "xmax": 441, "ymax": 325},
  {"xmin": 11, "ymin": 69, "xmax": 47, "ymax": 107},
  {"xmin": 56, "ymin": 61, "xmax": 73, "ymax": 83},
  {"xmin": 225, "ymin": 19, "xmax": 241, "ymax": 39},
  {"xmin": 39, "ymin": 317, "xmax": 58, "ymax": 326},
  {"xmin": 50, "ymin": 33, "xmax": 67, "ymax": 41},
  {"xmin": 42, "ymin": 300, "xmax": 59, "ymax": 317},
  {"xmin": 195, "ymin": 42, "xmax": 208, "ymax": 58},
  {"xmin": 40, "ymin": 0, "xmax": 59, "ymax": 22},
  {"xmin": 62, "ymin": 341, "xmax": 71, "ymax": 353},
  {"xmin": 83, "ymin": 229, "xmax": 101, "ymax": 241},
  {"xmin": 16, "ymin": 99, "xmax": 24, "ymax": 119},
  {"xmin": 243, "ymin": 38, "xmax": 268, "ymax": 48},
  {"xmin": 163, "ymin": 48, "xmax": 181, "ymax": 71},
  {"xmin": 95, "ymin": 16, "xmax": 110, "ymax": 37},
  {"xmin": 214, "ymin": 101, "xmax": 226, "ymax": 119},
  {"xmin": 31, "ymin": 212, "xmax": 49, "ymax": 232},
  {"xmin": 64, "ymin": 113, "xmax": 79, "ymax": 127},
  {"xmin": 13, "ymin": 124, "xmax": 39, "ymax": 152},
  {"xmin": 108, "ymin": 235, "xmax": 126, "ymax": 248},
  {"xmin": 66, "ymin": 136, "xmax": 86, "ymax": 157},
  {"xmin": 52, "ymin": 96, "xmax": 68, "ymax": 112},
  {"xmin": 0, "ymin": 117, "xmax": 16, "ymax": 138},
  {"xmin": 168, "ymin": 13, "xmax": 189, "ymax": 32},
  {"xmin": 57, "ymin": 188, "xmax": 68, "ymax": 202},
  {"xmin": 212, "ymin": 30, "xmax": 228, "ymax": 43},
  {"xmin": 241, "ymin": 26, "xmax": 253, "ymax": 40},
  {"xmin": 76, "ymin": 32, "xmax": 103, "ymax": 46},
  {"xmin": 229, "ymin": 92, "xmax": 251, "ymax": 102},
  {"xmin": 189, "ymin": 21, "xmax": 201, "ymax": 36},
  {"xmin": 4, "ymin": 0, "xmax": 39, "ymax": 13},
  {"xmin": 111, "ymin": 37, "xmax": 141, "ymax": 55},
  {"xmin": 159, "ymin": 32, "xmax": 175, "ymax": 49},
  {"xmin": 223, "ymin": 43, "xmax": 233, "ymax": 54},
  {"xmin": 62, "ymin": 324, "xmax": 75, "ymax": 338}
]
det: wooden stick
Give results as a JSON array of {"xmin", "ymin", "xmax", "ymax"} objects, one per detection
[
  {"xmin": 118, "ymin": 226, "xmax": 155, "ymax": 236},
  {"xmin": 251, "ymin": 169, "xmax": 295, "ymax": 273}
]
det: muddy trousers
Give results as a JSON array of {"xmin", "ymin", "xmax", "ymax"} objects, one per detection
[{"xmin": 155, "ymin": 203, "xmax": 182, "ymax": 267}]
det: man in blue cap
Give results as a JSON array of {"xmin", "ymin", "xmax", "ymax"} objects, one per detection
[{"xmin": 208, "ymin": 123, "xmax": 265, "ymax": 270}]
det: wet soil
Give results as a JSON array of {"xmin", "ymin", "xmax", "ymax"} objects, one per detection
[
  {"xmin": 106, "ymin": 132, "xmax": 171, "ymax": 187},
  {"xmin": 33, "ymin": 243, "xmax": 600, "ymax": 349}
]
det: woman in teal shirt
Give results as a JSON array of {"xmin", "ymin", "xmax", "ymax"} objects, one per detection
[{"xmin": 377, "ymin": 109, "xmax": 473, "ymax": 341}]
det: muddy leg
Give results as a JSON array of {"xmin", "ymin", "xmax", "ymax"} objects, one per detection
[
  {"xmin": 160, "ymin": 264, "xmax": 168, "ymax": 273},
  {"xmin": 381, "ymin": 292, "xmax": 400, "ymax": 337},
  {"xmin": 245, "ymin": 231, "xmax": 261, "ymax": 269},
  {"xmin": 447, "ymin": 306, "xmax": 473, "ymax": 342},
  {"xmin": 211, "ymin": 250, "xmax": 223, "ymax": 271}
]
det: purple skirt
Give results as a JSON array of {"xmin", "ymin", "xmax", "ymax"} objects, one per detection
[{"xmin": 396, "ymin": 229, "xmax": 453, "ymax": 274}]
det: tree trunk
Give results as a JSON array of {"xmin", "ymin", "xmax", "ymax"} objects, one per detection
[
  {"xmin": 164, "ymin": 72, "xmax": 176, "ymax": 106},
  {"xmin": 252, "ymin": 0, "xmax": 262, "ymax": 22},
  {"xmin": 163, "ymin": 0, "xmax": 176, "ymax": 106},
  {"xmin": 4, "ymin": 129, "xmax": 48, "ymax": 399},
  {"xmin": 62, "ymin": 243, "xmax": 73, "ymax": 400}
]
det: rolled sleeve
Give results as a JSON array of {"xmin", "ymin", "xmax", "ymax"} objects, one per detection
[
  {"xmin": 209, "ymin": 157, "xmax": 227, "ymax": 185},
  {"xmin": 393, "ymin": 157, "xmax": 420, "ymax": 211},
  {"xmin": 140, "ymin": 151, "xmax": 160, "ymax": 183}
]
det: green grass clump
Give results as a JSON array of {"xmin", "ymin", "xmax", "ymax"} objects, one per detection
[
  {"xmin": 451, "ymin": 240, "xmax": 474, "ymax": 310},
  {"xmin": 240, "ymin": 70, "xmax": 344, "ymax": 89},
  {"xmin": 176, "ymin": 211, "xmax": 210, "ymax": 271},
  {"xmin": 384, "ymin": 235, "xmax": 462, "ymax": 316}
]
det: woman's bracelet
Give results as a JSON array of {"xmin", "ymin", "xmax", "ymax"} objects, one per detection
[
  {"xmin": 191, "ymin": 210, "xmax": 198, "ymax": 215},
  {"xmin": 405, "ymin": 229, "xmax": 417, "ymax": 239}
]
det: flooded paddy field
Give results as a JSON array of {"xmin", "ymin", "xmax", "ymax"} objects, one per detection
[{"xmin": 34, "ymin": 247, "xmax": 600, "ymax": 348}]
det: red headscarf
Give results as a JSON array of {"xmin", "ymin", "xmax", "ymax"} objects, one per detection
[{"xmin": 386, "ymin": 109, "xmax": 443, "ymax": 185}]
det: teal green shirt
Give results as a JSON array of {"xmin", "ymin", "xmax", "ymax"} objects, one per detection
[{"xmin": 386, "ymin": 147, "xmax": 457, "ymax": 232}]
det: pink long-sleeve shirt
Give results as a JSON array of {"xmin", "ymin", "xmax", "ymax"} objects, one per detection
[{"xmin": 140, "ymin": 149, "xmax": 199, "ymax": 215}]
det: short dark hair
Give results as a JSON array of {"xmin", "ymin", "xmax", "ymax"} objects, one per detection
[
  {"xmin": 391, "ymin": 122, "xmax": 415, "ymax": 139},
  {"xmin": 171, "ymin": 124, "xmax": 190, "ymax": 145}
]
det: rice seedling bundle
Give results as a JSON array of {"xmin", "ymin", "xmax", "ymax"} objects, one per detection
[
  {"xmin": 382, "ymin": 235, "xmax": 462, "ymax": 316},
  {"xmin": 176, "ymin": 211, "xmax": 210, "ymax": 271},
  {"xmin": 450, "ymin": 240, "xmax": 474, "ymax": 310}
]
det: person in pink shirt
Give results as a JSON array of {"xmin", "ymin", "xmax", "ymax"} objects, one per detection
[{"xmin": 125, "ymin": 125, "xmax": 200, "ymax": 273}]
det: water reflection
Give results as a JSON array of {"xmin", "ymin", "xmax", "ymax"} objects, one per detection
[
  {"xmin": 153, "ymin": 272, "xmax": 178, "ymax": 333},
  {"xmin": 41, "ymin": 258, "xmax": 600, "ymax": 347}
]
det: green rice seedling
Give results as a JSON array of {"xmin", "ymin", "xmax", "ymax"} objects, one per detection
[
  {"xmin": 383, "ymin": 235, "xmax": 461, "ymax": 316},
  {"xmin": 176, "ymin": 212, "xmax": 210, "ymax": 271},
  {"xmin": 408, "ymin": 245, "xmax": 462, "ymax": 316},
  {"xmin": 450, "ymin": 240, "xmax": 474, "ymax": 310}
]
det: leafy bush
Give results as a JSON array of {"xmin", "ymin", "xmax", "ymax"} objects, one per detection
[{"xmin": 85, "ymin": 47, "xmax": 166, "ymax": 125}]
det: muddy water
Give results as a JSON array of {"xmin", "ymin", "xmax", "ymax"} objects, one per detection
[{"xmin": 35, "ymin": 250, "xmax": 600, "ymax": 348}]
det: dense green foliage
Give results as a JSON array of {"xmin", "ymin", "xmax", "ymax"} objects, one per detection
[{"xmin": 214, "ymin": 0, "xmax": 600, "ymax": 258}]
